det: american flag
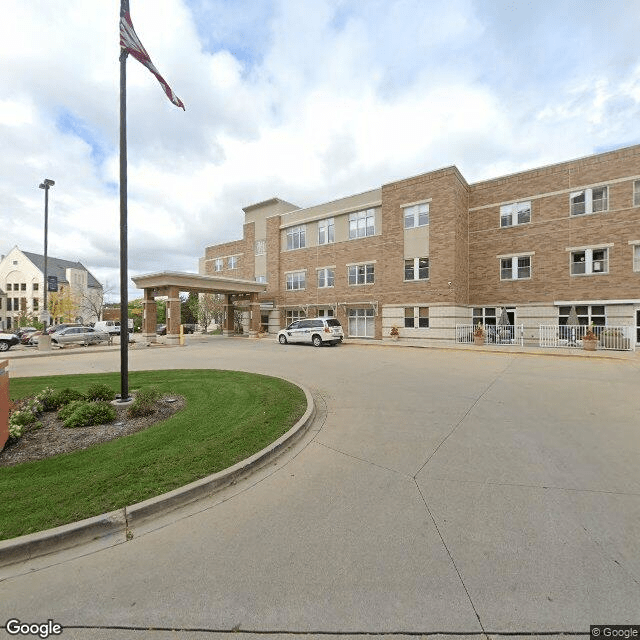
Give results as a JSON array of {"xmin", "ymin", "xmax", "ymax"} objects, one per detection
[{"xmin": 119, "ymin": 0, "xmax": 185, "ymax": 110}]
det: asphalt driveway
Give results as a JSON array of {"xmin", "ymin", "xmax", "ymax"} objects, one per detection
[{"xmin": 1, "ymin": 338, "xmax": 639, "ymax": 639}]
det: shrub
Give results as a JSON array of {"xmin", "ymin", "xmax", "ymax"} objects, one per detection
[
  {"xmin": 51, "ymin": 388, "xmax": 85, "ymax": 409},
  {"xmin": 85, "ymin": 383, "xmax": 116, "ymax": 402},
  {"xmin": 127, "ymin": 386, "xmax": 162, "ymax": 418},
  {"xmin": 62, "ymin": 401, "xmax": 117, "ymax": 429},
  {"xmin": 34, "ymin": 387, "xmax": 57, "ymax": 411},
  {"xmin": 57, "ymin": 400, "xmax": 86, "ymax": 422},
  {"xmin": 8, "ymin": 410, "xmax": 38, "ymax": 439}
]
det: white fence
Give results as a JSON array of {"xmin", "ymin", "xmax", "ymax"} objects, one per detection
[
  {"xmin": 456, "ymin": 324, "xmax": 524, "ymax": 346},
  {"xmin": 539, "ymin": 325, "xmax": 635, "ymax": 351}
]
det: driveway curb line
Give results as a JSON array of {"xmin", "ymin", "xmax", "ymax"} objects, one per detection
[{"xmin": 0, "ymin": 381, "xmax": 315, "ymax": 568}]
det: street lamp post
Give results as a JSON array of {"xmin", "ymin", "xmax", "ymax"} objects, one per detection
[{"xmin": 39, "ymin": 179, "xmax": 55, "ymax": 329}]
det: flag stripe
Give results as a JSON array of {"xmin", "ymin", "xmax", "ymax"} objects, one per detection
[{"xmin": 119, "ymin": 11, "xmax": 185, "ymax": 110}]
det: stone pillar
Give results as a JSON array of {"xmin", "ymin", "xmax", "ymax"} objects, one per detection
[
  {"xmin": 142, "ymin": 289, "xmax": 157, "ymax": 343},
  {"xmin": 249, "ymin": 293, "xmax": 260, "ymax": 338},
  {"xmin": 166, "ymin": 286, "xmax": 181, "ymax": 345},
  {"xmin": 223, "ymin": 294, "xmax": 235, "ymax": 336}
]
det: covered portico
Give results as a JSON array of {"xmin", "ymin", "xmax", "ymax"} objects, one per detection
[{"xmin": 132, "ymin": 271, "xmax": 267, "ymax": 344}]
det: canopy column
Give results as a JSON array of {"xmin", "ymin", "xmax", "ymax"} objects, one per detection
[
  {"xmin": 166, "ymin": 286, "xmax": 181, "ymax": 345},
  {"xmin": 223, "ymin": 294, "xmax": 235, "ymax": 335},
  {"xmin": 248, "ymin": 292, "xmax": 260, "ymax": 337},
  {"xmin": 142, "ymin": 288, "xmax": 157, "ymax": 343}
]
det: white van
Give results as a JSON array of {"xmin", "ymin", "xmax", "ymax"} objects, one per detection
[{"xmin": 93, "ymin": 320, "xmax": 121, "ymax": 335}]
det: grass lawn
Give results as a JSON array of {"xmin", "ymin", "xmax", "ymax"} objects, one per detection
[{"xmin": 0, "ymin": 369, "xmax": 307, "ymax": 540}]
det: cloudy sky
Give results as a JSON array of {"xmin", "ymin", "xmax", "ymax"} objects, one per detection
[{"xmin": 2, "ymin": 0, "xmax": 640, "ymax": 300}]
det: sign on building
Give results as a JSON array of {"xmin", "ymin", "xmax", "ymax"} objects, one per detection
[{"xmin": 47, "ymin": 276, "xmax": 58, "ymax": 292}]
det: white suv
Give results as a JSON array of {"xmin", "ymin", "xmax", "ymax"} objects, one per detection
[{"xmin": 278, "ymin": 318, "xmax": 344, "ymax": 347}]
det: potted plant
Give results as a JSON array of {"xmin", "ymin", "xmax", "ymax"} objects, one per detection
[
  {"xmin": 473, "ymin": 323, "xmax": 485, "ymax": 345},
  {"xmin": 582, "ymin": 325, "xmax": 597, "ymax": 351},
  {"xmin": 390, "ymin": 326, "xmax": 399, "ymax": 341}
]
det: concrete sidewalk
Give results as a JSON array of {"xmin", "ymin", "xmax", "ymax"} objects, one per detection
[{"xmin": 1, "ymin": 341, "xmax": 639, "ymax": 638}]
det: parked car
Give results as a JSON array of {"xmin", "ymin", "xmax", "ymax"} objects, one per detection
[
  {"xmin": 278, "ymin": 318, "xmax": 344, "ymax": 347},
  {"xmin": 0, "ymin": 332, "xmax": 20, "ymax": 352},
  {"xmin": 50, "ymin": 326, "xmax": 109, "ymax": 347},
  {"xmin": 156, "ymin": 324, "xmax": 167, "ymax": 336},
  {"xmin": 20, "ymin": 329, "xmax": 39, "ymax": 345},
  {"xmin": 182, "ymin": 324, "xmax": 196, "ymax": 334},
  {"xmin": 94, "ymin": 320, "xmax": 121, "ymax": 335},
  {"xmin": 16, "ymin": 326, "xmax": 37, "ymax": 339},
  {"xmin": 46, "ymin": 323, "xmax": 81, "ymax": 335},
  {"xmin": 27, "ymin": 331, "xmax": 43, "ymax": 346}
]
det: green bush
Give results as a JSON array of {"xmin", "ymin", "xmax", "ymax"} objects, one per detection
[
  {"xmin": 51, "ymin": 388, "xmax": 85, "ymax": 409},
  {"xmin": 8, "ymin": 410, "xmax": 39, "ymax": 439},
  {"xmin": 57, "ymin": 400, "xmax": 86, "ymax": 422},
  {"xmin": 127, "ymin": 386, "xmax": 162, "ymax": 418},
  {"xmin": 62, "ymin": 401, "xmax": 117, "ymax": 429},
  {"xmin": 35, "ymin": 387, "xmax": 57, "ymax": 411},
  {"xmin": 85, "ymin": 383, "xmax": 116, "ymax": 402}
]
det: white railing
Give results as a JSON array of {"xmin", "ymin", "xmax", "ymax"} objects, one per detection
[
  {"xmin": 539, "ymin": 325, "xmax": 635, "ymax": 351},
  {"xmin": 456, "ymin": 324, "xmax": 524, "ymax": 346}
]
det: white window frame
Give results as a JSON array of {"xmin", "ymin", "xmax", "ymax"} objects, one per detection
[
  {"xmin": 404, "ymin": 306, "xmax": 429, "ymax": 328},
  {"xmin": 285, "ymin": 271, "xmax": 306, "ymax": 291},
  {"xmin": 318, "ymin": 218, "xmax": 335, "ymax": 245},
  {"xmin": 348, "ymin": 308, "xmax": 375, "ymax": 337},
  {"xmin": 570, "ymin": 186, "xmax": 608, "ymax": 216},
  {"xmin": 500, "ymin": 255, "xmax": 531, "ymax": 280},
  {"xmin": 348, "ymin": 263, "xmax": 375, "ymax": 285},
  {"xmin": 570, "ymin": 247, "xmax": 609, "ymax": 276},
  {"xmin": 255, "ymin": 275, "xmax": 266, "ymax": 283},
  {"xmin": 633, "ymin": 244, "xmax": 640, "ymax": 272},
  {"xmin": 285, "ymin": 309, "xmax": 305, "ymax": 325},
  {"xmin": 255, "ymin": 240, "xmax": 266, "ymax": 256},
  {"xmin": 558, "ymin": 305, "xmax": 605, "ymax": 327},
  {"xmin": 404, "ymin": 203, "xmax": 429, "ymax": 229},
  {"xmin": 634, "ymin": 180, "xmax": 640, "ymax": 207},
  {"xmin": 500, "ymin": 201, "xmax": 531, "ymax": 227},
  {"xmin": 286, "ymin": 225, "xmax": 306, "ymax": 250},
  {"xmin": 214, "ymin": 258, "xmax": 223, "ymax": 272},
  {"xmin": 348, "ymin": 209, "xmax": 375, "ymax": 239},
  {"xmin": 228, "ymin": 255, "xmax": 238, "ymax": 269},
  {"xmin": 404, "ymin": 257, "xmax": 429, "ymax": 281},
  {"xmin": 317, "ymin": 267, "xmax": 335, "ymax": 288}
]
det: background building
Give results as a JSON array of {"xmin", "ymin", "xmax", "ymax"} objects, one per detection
[
  {"xmin": 0, "ymin": 247, "xmax": 103, "ymax": 330},
  {"xmin": 200, "ymin": 144, "xmax": 640, "ymax": 348}
]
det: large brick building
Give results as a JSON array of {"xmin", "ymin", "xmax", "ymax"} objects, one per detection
[{"xmin": 200, "ymin": 144, "xmax": 640, "ymax": 347}]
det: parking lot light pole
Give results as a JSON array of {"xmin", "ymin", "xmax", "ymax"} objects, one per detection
[{"xmin": 39, "ymin": 179, "xmax": 55, "ymax": 329}]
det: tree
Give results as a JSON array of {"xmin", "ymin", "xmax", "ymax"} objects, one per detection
[
  {"xmin": 181, "ymin": 293, "xmax": 198, "ymax": 324},
  {"xmin": 77, "ymin": 282, "xmax": 114, "ymax": 324},
  {"xmin": 48, "ymin": 287, "xmax": 79, "ymax": 324},
  {"xmin": 188, "ymin": 293, "xmax": 223, "ymax": 332}
]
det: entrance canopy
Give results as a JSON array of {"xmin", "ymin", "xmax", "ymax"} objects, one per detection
[
  {"xmin": 132, "ymin": 271, "xmax": 267, "ymax": 296},
  {"xmin": 132, "ymin": 271, "xmax": 267, "ymax": 340}
]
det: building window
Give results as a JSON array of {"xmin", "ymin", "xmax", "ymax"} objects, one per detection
[
  {"xmin": 318, "ymin": 218, "xmax": 335, "ymax": 245},
  {"xmin": 404, "ymin": 307, "xmax": 429, "ymax": 328},
  {"xmin": 404, "ymin": 257, "xmax": 429, "ymax": 281},
  {"xmin": 228, "ymin": 256, "xmax": 238, "ymax": 269},
  {"xmin": 500, "ymin": 201, "xmax": 531, "ymax": 227},
  {"xmin": 317, "ymin": 308, "xmax": 334, "ymax": 317},
  {"xmin": 634, "ymin": 180, "xmax": 640, "ymax": 207},
  {"xmin": 33, "ymin": 283, "xmax": 39, "ymax": 291},
  {"xmin": 255, "ymin": 240, "xmax": 266, "ymax": 256},
  {"xmin": 570, "ymin": 186, "xmax": 608, "ymax": 216},
  {"xmin": 473, "ymin": 307, "xmax": 497, "ymax": 327},
  {"xmin": 6, "ymin": 284, "xmax": 11, "ymax": 291},
  {"xmin": 634, "ymin": 245, "xmax": 640, "ymax": 272},
  {"xmin": 500, "ymin": 256, "xmax": 531, "ymax": 280},
  {"xmin": 20, "ymin": 283, "xmax": 26, "ymax": 291},
  {"xmin": 570, "ymin": 248, "xmax": 608, "ymax": 275},
  {"xmin": 559, "ymin": 305, "xmax": 605, "ymax": 327},
  {"xmin": 33, "ymin": 298, "xmax": 39, "ymax": 310},
  {"xmin": 317, "ymin": 268, "xmax": 335, "ymax": 288},
  {"xmin": 214, "ymin": 258, "xmax": 223, "ymax": 272},
  {"xmin": 286, "ymin": 225, "xmax": 306, "ymax": 250},
  {"xmin": 404, "ymin": 203, "xmax": 429, "ymax": 228},
  {"xmin": 285, "ymin": 309, "xmax": 305, "ymax": 325},
  {"xmin": 255, "ymin": 276, "xmax": 266, "ymax": 283},
  {"xmin": 348, "ymin": 263, "xmax": 374, "ymax": 285},
  {"xmin": 348, "ymin": 308, "xmax": 375, "ymax": 337},
  {"xmin": 349, "ymin": 209, "xmax": 375, "ymax": 239},
  {"xmin": 286, "ymin": 271, "xmax": 306, "ymax": 291}
]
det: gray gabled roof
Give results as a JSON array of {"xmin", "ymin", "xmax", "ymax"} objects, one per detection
[{"xmin": 21, "ymin": 251, "xmax": 102, "ymax": 289}]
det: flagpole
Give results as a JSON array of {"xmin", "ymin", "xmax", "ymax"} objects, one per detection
[{"xmin": 119, "ymin": 27, "xmax": 130, "ymax": 402}]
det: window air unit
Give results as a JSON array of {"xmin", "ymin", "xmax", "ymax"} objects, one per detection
[{"xmin": 593, "ymin": 261, "xmax": 602, "ymax": 272}]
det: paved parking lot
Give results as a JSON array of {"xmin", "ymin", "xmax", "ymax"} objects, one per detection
[{"xmin": 1, "ymin": 338, "xmax": 639, "ymax": 639}]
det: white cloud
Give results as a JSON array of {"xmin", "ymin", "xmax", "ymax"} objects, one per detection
[{"xmin": 2, "ymin": 0, "xmax": 640, "ymax": 301}]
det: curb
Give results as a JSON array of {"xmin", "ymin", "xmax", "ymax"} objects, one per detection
[{"xmin": 0, "ymin": 382, "xmax": 315, "ymax": 568}]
